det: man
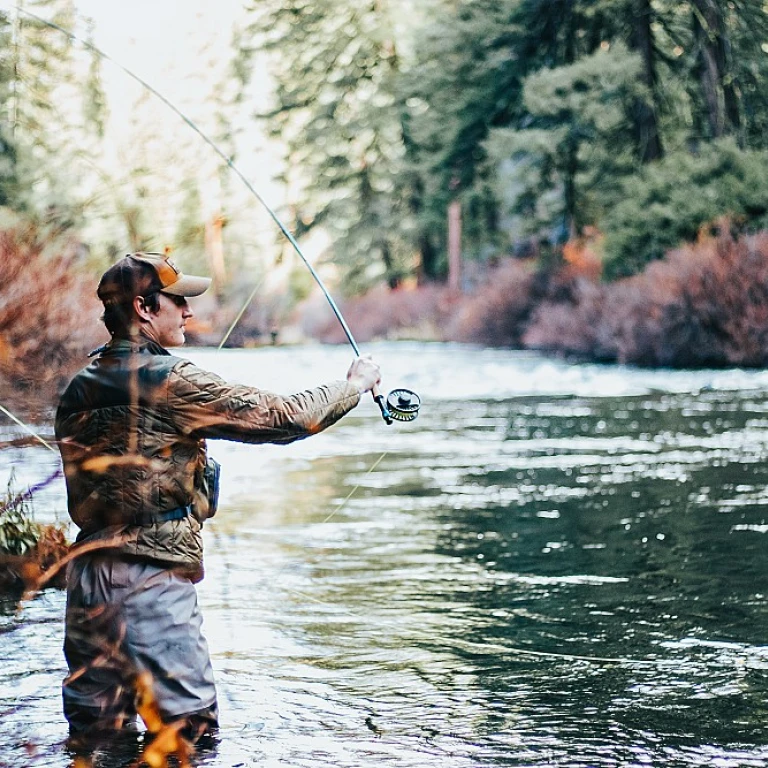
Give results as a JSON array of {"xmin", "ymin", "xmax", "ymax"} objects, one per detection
[{"xmin": 55, "ymin": 252, "xmax": 380, "ymax": 742}]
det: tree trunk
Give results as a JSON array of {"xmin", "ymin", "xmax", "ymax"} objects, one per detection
[
  {"xmin": 693, "ymin": 0, "xmax": 723, "ymax": 138},
  {"xmin": 380, "ymin": 240, "xmax": 401, "ymax": 289},
  {"xmin": 562, "ymin": 0, "xmax": 576, "ymax": 65},
  {"xmin": 447, "ymin": 199, "xmax": 462, "ymax": 292},
  {"xmin": 417, "ymin": 234, "xmax": 440, "ymax": 284},
  {"xmin": 563, "ymin": 135, "xmax": 579, "ymax": 238},
  {"xmin": 631, "ymin": 0, "xmax": 663, "ymax": 162},
  {"xmin": 204, "ymin": 214, "xmax": 226, "ymax": 296},
  {"xmin": 692, "ymin": 0, "xmax": 740, "ymax": 139}
]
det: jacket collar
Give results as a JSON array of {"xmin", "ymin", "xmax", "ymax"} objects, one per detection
[{"xmin": 95, "ymin": 335, "xmax": 172, "ymax": 358}]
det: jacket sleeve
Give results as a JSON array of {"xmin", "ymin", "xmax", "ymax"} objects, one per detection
[{"xmin": 166, "ymin": 359, "xmax": 362, "ymax": 443}]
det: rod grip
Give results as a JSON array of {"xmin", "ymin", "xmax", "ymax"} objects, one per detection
[{"xmin": 372, "ymin": 384, "xmax": 393, "ymax": 425}]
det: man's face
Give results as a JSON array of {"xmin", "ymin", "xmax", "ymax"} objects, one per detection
[{"xmin": 142, "ymin": 292, "xmax": 193, "ymax": 347}]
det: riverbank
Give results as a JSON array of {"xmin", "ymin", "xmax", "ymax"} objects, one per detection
[
  {"xmin": 0, "ymin": 222, "xmax": 104, "ymax": 416},
  {"xmin": 304, "ymin": 230, "xmax": 768, "ymax": 369}
]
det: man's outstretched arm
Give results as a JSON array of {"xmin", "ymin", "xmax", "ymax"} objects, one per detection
[{"xmin": 168, "ymin": 356, "xmax": 381, "ymax": 444}]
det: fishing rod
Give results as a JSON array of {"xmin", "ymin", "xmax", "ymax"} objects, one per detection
[{"xmin": 10, "ymin": 5, "xmax": 420, "ymax": 425}]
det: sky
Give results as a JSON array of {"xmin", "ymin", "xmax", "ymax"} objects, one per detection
[
  {"xmin": 73, "ymin": 0, "xmax": 247, "ymax": 83},
  {"xmin": 70, "ymin": 0, "xmax": 255, "ymax": 126},
  {"xmin": 62, "ymin": 0, "xmax": 295, "ymax": 261}
]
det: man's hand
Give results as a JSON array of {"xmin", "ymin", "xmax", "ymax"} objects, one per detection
[{"xmin": 346, "ymin": 355, "xmax": 382, "ymax": 394}]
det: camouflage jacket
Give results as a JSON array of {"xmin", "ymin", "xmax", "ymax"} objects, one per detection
[{"xmin": 55, "ymin": 337, "xmax": 361, "ymax": 578}]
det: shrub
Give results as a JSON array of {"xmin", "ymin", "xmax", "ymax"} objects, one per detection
[
  {"xmin": 303, "ymin": 283, "xmax": 460, "ymax": 343},
  {"xmin": 297, "ymin": 230, "xmax": 768, "ymax": 370},
  {"xmin": 0, "ymin": 219, "xmax": 104, "ymax": 411},
  {"xmin": 447, "ymin": 259, "xmax": 539, "ymax": 346},
  {"xmin": 610, "ymin": 232, "xmax": 768, "ymax": 367},
  {"xmin": 602, "ymin": 140, "xmax": 768, "ymax": 279},
  {"xmin": 0, "ymin": 471, "xmax": 69, "ymax": 593},
  {"xmin": 522, "ymin": 276, "xmax": 610, "ymax": 360},
  {"xmin": 525, "ymin": 231, "xmax": 768, "ymax": 367}
]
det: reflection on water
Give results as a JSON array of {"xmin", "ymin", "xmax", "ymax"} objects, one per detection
[{"xmin": 2, "ymin": 343, "xmax": 768, "ymax": 766}]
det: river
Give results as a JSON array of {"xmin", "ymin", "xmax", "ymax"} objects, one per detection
[{"xmin": 1, "ymin": 342, "xmax": 768, "ymax": 767}]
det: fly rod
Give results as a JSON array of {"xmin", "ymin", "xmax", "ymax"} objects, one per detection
[{"xmin": 10, "ymin": 5, "xmax": 420, "ymax": 425}]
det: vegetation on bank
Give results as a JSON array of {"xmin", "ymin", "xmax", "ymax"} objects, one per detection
[
  {"xmin": 314, "ymin": 229, "xmax": 768, "ymax": 370},
  {"xmin": 520, "ymin": 230, "xmax": 768, "ymax": 368},
  {"xmin": 0, "ymin": 219, "xmax": 104, "ymax": 413},
  {"xmin": 0, "ymin": 215, "xmax": 766, "ymax": 424},
  {"xmin": 0, "ymin": 472, "xmax": 68, "ymax": 593}
]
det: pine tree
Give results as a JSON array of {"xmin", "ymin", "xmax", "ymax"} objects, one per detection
[
  {"xmin": 237, "ymin": 0, "xmax": 768, "ymax": 285},
  {"xmin": 9, "ymin": 0, "xmax": 76, "ymax": 209},
  {"xmin": 244, "ymin": 0, "xmax": 418, "ymax": 291},
  {"xmin": 407, "ymin": 0, "xmax": 654, "ymax": 263},
  {"xmin": 488, "ymin": 44, "xmax": 644, "ymax": 241},
  {"xmin": 3, "ymin": 0, "xmax": 108, "ymax": 224},
  {"xmin": 0, "ymin": 11, "xmax": 19, "ymax": 206},
  {"xmin": 411, "ymin": 0, "xmax": 768, "ymax": 276}
]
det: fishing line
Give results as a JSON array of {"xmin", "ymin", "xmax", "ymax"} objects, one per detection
[
  {"xmin": 246, "ymin": 450, "xmax": 390, "ymax": 599},
  {"xmin": 0, "ymin": 404, "xmax": 56, "ymax": 453},
  {"xmin": 321, "ymin": 451, "xmax": 387, "ymax": 524},
  {"xmin": 218, "ymin": 279, "xmax": 265, "ymax": 350}
]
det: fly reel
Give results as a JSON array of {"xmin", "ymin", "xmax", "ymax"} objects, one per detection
[{"xmin": 384, "ymin": 388, "xmax": 421, "ymax": 423}]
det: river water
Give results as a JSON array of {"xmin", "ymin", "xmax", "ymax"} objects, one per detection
[{"xmin": 1, "ymin": 342, "xmax": 768, "ymax": 767}]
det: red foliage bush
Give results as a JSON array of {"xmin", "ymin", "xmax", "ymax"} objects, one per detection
[
  {"xmin": 289, "ymin": 230, "xmax": 768, "ymax": 369},
  {"xmin": 611, "ymin": 233, "xmax": 768, "ymax": 366},
  {"xmin": 303, "ymin": 283, "xmax": 460, "ymax": 343},
  {"xmin": 447, "ymin": 259, "xmax": 539, "ymax": 346},
  {"xmin": 0, "ymin": 222, "xmax": 104, "ymax": 411},
  {"xmin": 524, "ymin": 232, "xmax": 768, "ymax": 367},
  {"xmin": 522, "ymin": 276, "xmax": 609, "ymax": 359}
]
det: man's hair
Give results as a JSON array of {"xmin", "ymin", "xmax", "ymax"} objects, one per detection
[
  {"xmin": 98, "ymin": 252, "xmax": 208, "ymax": 337},
  {"xmin": 102, "ymin": 291, "xmax": 161, "ymax": 337}
]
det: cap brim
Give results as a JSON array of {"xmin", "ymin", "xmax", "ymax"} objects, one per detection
[{"xmin": 162, "ymin": 274, "xmax": 212, "ymax": 297}]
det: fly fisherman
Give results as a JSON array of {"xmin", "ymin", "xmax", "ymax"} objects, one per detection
[{"xmin": 55, "ymin": 252, "xmax": 381, "ymax": 744}]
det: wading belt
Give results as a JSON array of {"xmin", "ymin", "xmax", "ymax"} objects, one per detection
[{"xmin": 132, "ymin": 504, "xmax": 193, "ymax": 526}]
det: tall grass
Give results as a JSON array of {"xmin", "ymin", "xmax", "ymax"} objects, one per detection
[{"xmin": 0, "ymin": 470, "xmax": 68, "ymax": 592}]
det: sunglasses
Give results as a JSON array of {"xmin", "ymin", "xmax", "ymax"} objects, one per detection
[{"xmin": 160, "ymin": 293, "xmax": 189, "ymax": 308}]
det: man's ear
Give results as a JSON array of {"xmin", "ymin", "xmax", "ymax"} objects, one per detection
[{"xmin": 133, "ymin": 295, "xmax": 152, "ymax": 322}]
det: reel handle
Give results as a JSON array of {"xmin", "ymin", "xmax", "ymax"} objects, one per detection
[{"xmin": 372, "ymin": 384, "xmax": 393, "ymax": 425}]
